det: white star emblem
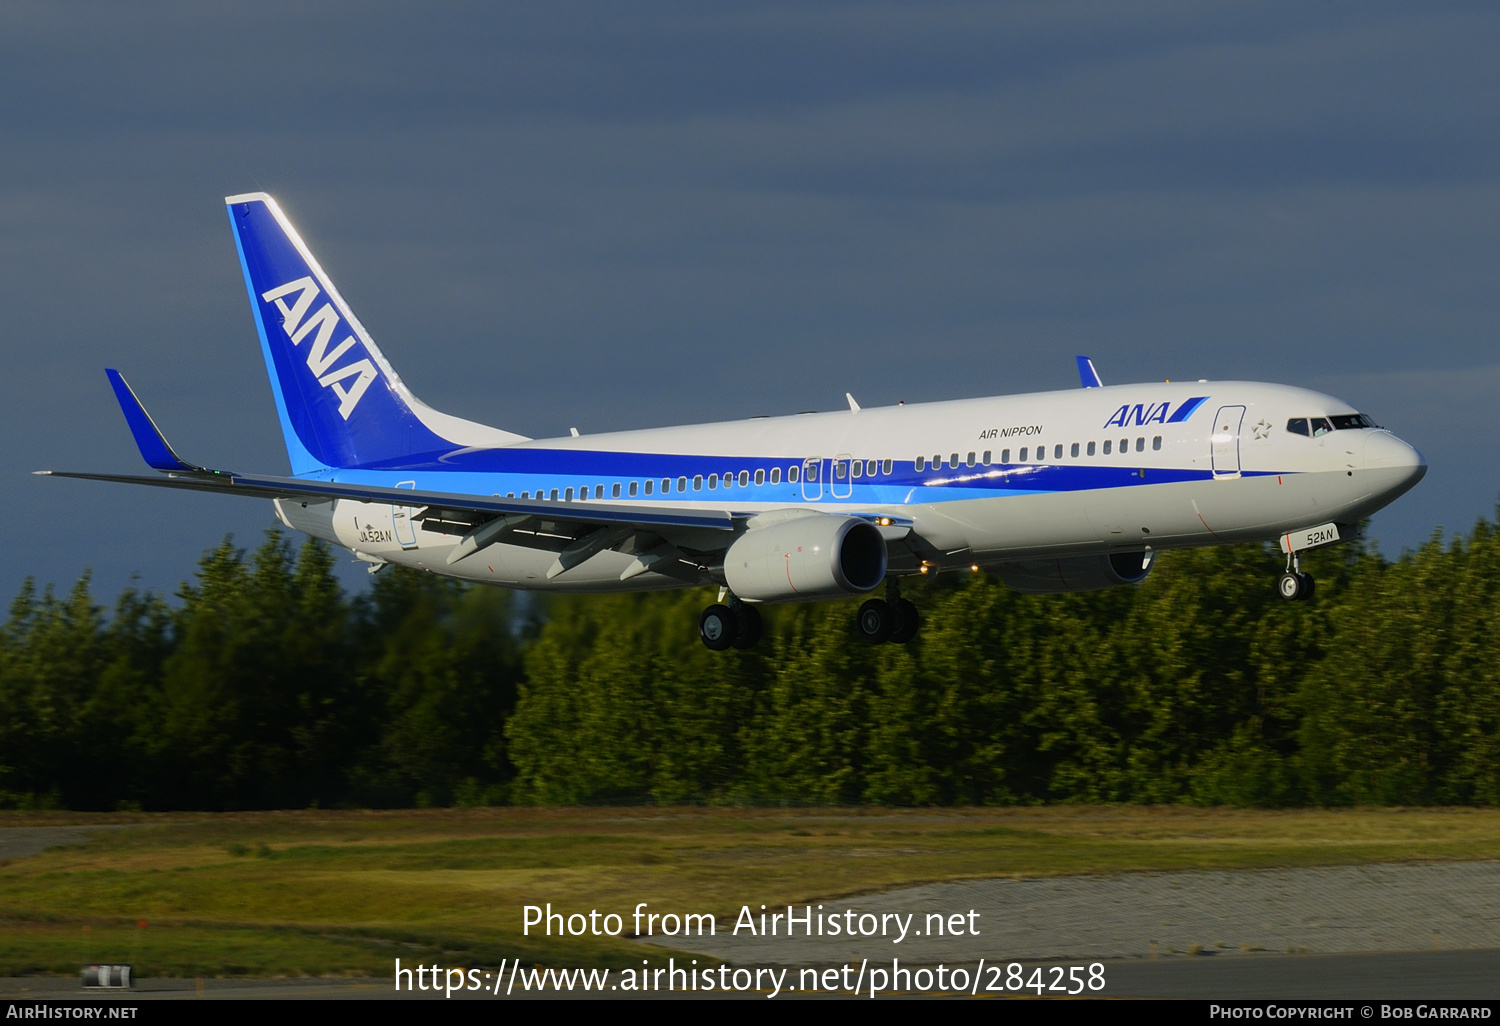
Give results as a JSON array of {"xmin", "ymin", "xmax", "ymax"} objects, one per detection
[{"xmin": 1251, "ymin": 419, "xmax": 1273, "ymax": 440}]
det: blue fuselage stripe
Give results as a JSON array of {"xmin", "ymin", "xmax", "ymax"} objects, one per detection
[{"xmin": 325, "ymin": 452, "xmax": 1282, "ymax": 506}]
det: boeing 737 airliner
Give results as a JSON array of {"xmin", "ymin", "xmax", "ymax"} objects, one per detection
[{"xmin": 39, "ymin": 193, "xmax": 1427, "ymax": 649}]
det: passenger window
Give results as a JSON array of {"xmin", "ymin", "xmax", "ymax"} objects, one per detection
[
  {"xmin": 644, "ymin": 479, "xmax": 654, "ymax": 495},
  {"xmin": 1152, "ymin": 436, "xmax": 1161, "ymax": 451},
  {"xmin": 1071, "ymin": 442, "xmax": 1079, "ymax": 458},
  {"xmin": 521, "ymin": 491, "xmax": 530, "ymax": 499},
  {"xmin": 1055, "ymin": 444, "xmax": 1063, "ymax": 459},
  {"xmin": 550, "ymin": 489, "xmax": 559, "ymax": 500},
  {"xmin": 1135, "ymin": 437, "xmax": 1144, "ymax": 452},
  {"xmin": 866, "ymin": 459, "xmax": 877, "ymax": 476},
  {"xmin": 1087, "ymin": 441, "xmax": 1096, "ymax": 456},
  {"xmin": 612, "ymin": 483, "xmax": 622, "ymax": 498},
  {"xmin": 629, "ymin": 481, "xmax": 638, "ymax": 497},
  {"xmin": 851, "ymin": 461, "xmax": 862, "ymax": 479},
  {"xmin": 982, "ymin": 450, "xmax": 991, "ymax": 466},
  {"xmin": 1103, "ymin": 440, "xmax": 1112, "ymax": 454},
  {"xmin": 678, "ymin": 477, "xmax": 688, "ymax": 492},
  {"xmin": 755, "ymin": 469, "xmax": 765, "ymax": 486},
  {"xmin": 771, "ymin": 467, "xmax": 781, "ymax": 485},
  {"xmin": 789, "ymin": 465, "xmax": 800, "ymax": 483},
  {"xmin": 1287, "ymin": 418, "xmax": 1309, "ymax": 436},
  {"xmin": 881, "ymin": 459, "xmax": 893, "ymax": 474},
  {"xmin": 1001, "ymin": 448, "xmax": 1010, "ymax": 463},
  {"xmin": 693, "ymin": 475, "xmax": 703, "ymax": 491},
  {"xmin": 708, "ymin": 475, "xmax": 717, "ymax": 489},
  {"xmin": 915, "ymin": 456, "xmax": 926, "ymax": 471},
  {"xmin": 739, "ymin": 470, "xmax": 749, "ymax": 487},
  {"xmin": 1311, "ymin": 418, "xmax": 1333, "ymax": 437},
  {"xmin": 1036, "ymin": 446, "xmax": 1046, "ymax": 462},
  {"xmin": 507, "ymin": 492, "xmax": 515, "ymax": 498},
  {"xmin": 966, "ymin": 451, "xmax": 976, "ymax": 467},
  {"xmin": 949, "ymin": 453, "xmax": 959, "ymax": 468},
  {"xmin": 662, "ymin": 478, "xmax": 672, "ymax": 493},
  {"xmin": 1019, "ymin": 447, "xmax": 1028, "ymax": 461},
  {"xmin": 1119, "ymin": 438, "xmax": 1128, "ymax": 453},
  {"xmin": 834, "ymin": 462, "xmax": 847, "ymax": 481},
  {"xmin": 565, "ymin": 487, "xmax": 574, "ymax": 501},
  {"xmin": 595, "ymin": 485, "xmax": 604, "ymax": 499}
]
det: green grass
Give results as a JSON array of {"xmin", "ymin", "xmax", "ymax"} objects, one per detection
[{"xmin": 3, "ymin": 806, "xmax": 1499, "ymax": 977}]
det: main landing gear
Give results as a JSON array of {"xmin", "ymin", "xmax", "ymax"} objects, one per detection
[
  {"xmin": 1277, "ymin": 553, "xmax": 1315, "ymax": 602},
  {"xmin": 699, "ymin": 597, "xmax": 762, "ymax": 651},
  {"xmin": 698, "ymin": 580, "xmax": 922, "ymax": 650},
  {"xmin": 854, "ymin": 579, "xmax": 920, "ymax": 646}
]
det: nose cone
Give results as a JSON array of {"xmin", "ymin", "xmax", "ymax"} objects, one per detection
[{"xmin": 1364, "ymin": 430, "xmax": 1427, "ymax": 495}]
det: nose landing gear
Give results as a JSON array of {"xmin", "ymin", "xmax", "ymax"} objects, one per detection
[{"xmin": 1277, "ymin": 553, "xmax": 1315, "ymax": 602}]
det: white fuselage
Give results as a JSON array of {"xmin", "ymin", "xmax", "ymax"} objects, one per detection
[{"xmin": 272, "ymin": 380, "xmax": 1425, "ymax": 594}]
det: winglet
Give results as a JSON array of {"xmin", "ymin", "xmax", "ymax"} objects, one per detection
[
  {"xmin": 1076, "ymin": 356, "xmax": 1102, "ymax": 388},
  {"xmin": 105, "ymin": 369, "xmax": 206, "ymax": 473}
]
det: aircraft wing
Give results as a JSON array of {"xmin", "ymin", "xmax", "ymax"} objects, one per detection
[
  {"xmin": 35, "ymin": 467, "xmax": 735, "ymax": 532},
  {"xmin": 37, "ymin": 369, "xmax": 733, "ymax": 534}
]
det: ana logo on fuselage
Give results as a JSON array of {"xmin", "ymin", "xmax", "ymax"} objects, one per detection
[
  {"xmin": 261, "ymin": 276, "xmax": 378, "ymax": 420},
  {"xmin": 1103, "ymin": 396, "xmax": 1208, "ymax": 429}
]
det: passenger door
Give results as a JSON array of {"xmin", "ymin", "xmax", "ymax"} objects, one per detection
[{"xmin": 1211, "ymin": 406, "xmax": 1246, "ymax": 480}]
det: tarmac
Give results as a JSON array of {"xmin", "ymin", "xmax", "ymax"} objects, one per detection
[
  {"xmin": 658, "ymin": 861, "xmax": 1500, "ymax": 964},
  {"xmin": 3, "ymin": 824, "xmax": 1497, "ymax": 999}
]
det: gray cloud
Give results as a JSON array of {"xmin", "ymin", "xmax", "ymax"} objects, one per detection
[{"xmin": 3, "ymin": 1, "xmax": 1497, "ymax": 600}]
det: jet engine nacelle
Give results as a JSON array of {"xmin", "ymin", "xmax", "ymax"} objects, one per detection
[
  {"xmin": 995, "ymin": 550, "xmax": 1154, "ymax": 594},
  {"xmin": 723, "ymin": 513, "xmax": 887, "ymax": 603}
]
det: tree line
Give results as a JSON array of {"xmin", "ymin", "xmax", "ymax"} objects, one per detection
[{"xmin": 2, "ymin": 515, "xmax": 1497, "ymax": 811}]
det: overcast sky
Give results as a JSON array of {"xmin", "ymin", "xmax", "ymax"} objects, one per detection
[{"xmin": 4, "ymin": 1, "xmax": 1498, "ymax": 603}]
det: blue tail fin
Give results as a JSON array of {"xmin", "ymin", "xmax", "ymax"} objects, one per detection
[{"xmin": 226, "ymin": 193, "xmax": 526, "ymax": 474}]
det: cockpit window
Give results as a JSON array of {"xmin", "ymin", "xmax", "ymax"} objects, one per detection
[{"xmin": 1290, "ymin": 413, "xmax": 1374, "ymax": 437}]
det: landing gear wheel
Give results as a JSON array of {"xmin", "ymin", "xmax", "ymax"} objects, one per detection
[
  {"xmin": 889, "ymin": 598, "xmax": 920, "ymax": 644},
  {"xmin": 732, "ymin": 604, "xmax": 762, "ymax": 650},
  {"xmin": 1277, "ymin": 571, "xmax": 1315, "ymax": 601},
  {"xmin": 699, "ymin": 604, "xmax": 736, "ymax": 650},
  {"xmin": 856, "ymin": 598, "xmax": 894, "ymax": 644}
]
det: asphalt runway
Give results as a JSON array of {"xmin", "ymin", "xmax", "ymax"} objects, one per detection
[
  {"xmin": 662, "ymin": 862, "xmax": 1500, "ymax": 965},
  {"xmin": 3, "ymin": 826, "xmax": 1497, "ymax": 999},
  {"xmin": 0, "ymin": 825, "xmax": 128, "ymax": 861}
]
